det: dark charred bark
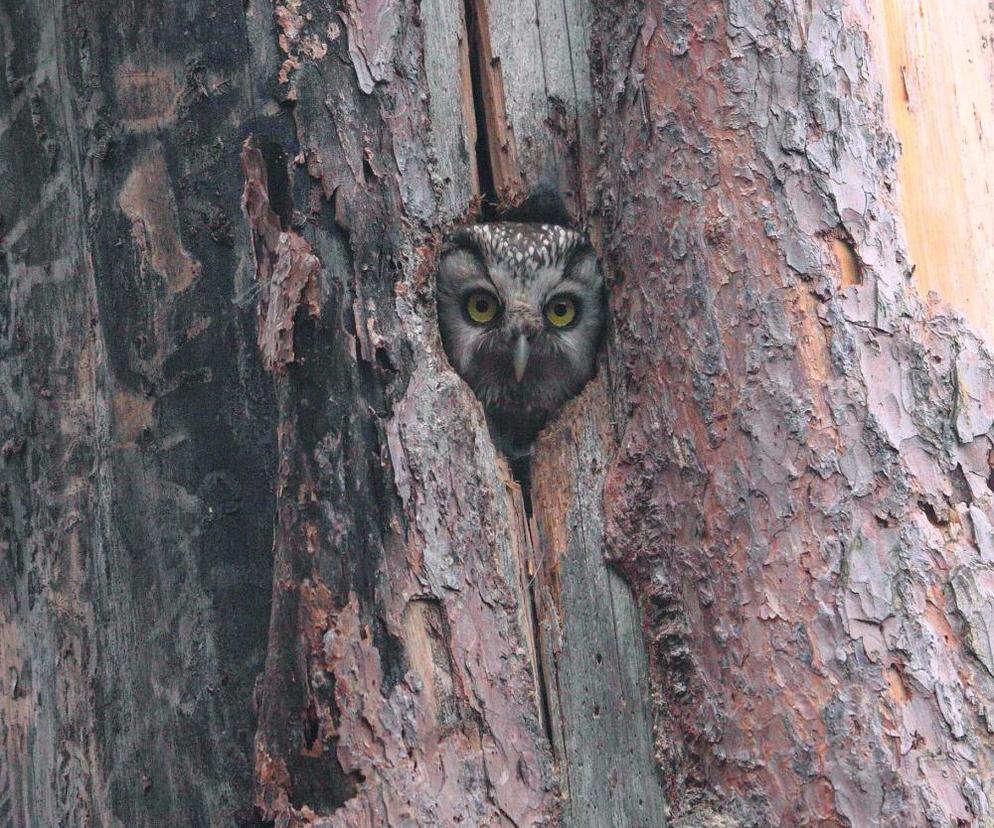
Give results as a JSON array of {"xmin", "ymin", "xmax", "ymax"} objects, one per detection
[
  {"xmin": 3, "ymin": 1, "xmax": 994, "ymax": 827},
  {"xmin": 1, "ymin": 2, "xmax": 283, "ymax": 825}
]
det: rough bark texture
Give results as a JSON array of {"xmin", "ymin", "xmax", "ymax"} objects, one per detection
[
  {"xmin": 593, "ymin": 2, "xmax": 994, "ymax": 825},
  {"xmin": 4, "ymin": 0, "xmax": 994, "ymax": 827},
  {"xmin": 0, "ymin": 2, "xmax": 282, "ymax": 825}
]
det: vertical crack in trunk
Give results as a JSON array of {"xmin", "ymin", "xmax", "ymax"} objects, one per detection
[
  {"xmin": 463, "ymin": 0, "xmax": 558, "ymax": 755},
  {"xmin": 462, "ymin": 0, "xmax": 522, "ymax": 210},
  {"xmin": 463, "ymin": 0, "xmax": 498, "ymax": 217},
  {"xmin": 523, "ymin": 478, "xmax": 558, "ymax": 752}
]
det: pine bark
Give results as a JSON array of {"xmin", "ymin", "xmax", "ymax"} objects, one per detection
[
  {"xmin": 593, "ymin": 4, "xmax": 994, "ymax": 824},
  {"xmin": 2, "ymin": 1, "xmax": 994, "ymax": 828}
]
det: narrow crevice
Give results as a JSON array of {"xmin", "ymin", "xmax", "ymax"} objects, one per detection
[
  {"xmin": 463, "ymin": 0, "xmax": 498, "ymax": 219},
  {"xmin": 509, "ymin": 455, "xmax": 532, "ymax": 508},
  {"xmin": 527, "ymin": 541, "xmax": 558, "ymax": 752},
  {"xmin": 257, "ymin": 140, "xmax": 292, "ymax": 229},
  {"xmin": 463, "ymin": 0, "xmax": 557, "ymax": 759},
  {"xmin": 515, "ymin": 458, "xmax": 556, "ymax": 753}
]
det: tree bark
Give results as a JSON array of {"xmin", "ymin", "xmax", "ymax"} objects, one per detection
[
  {"xmin": 1, "ymin": 2, "xmax": 281, "ymax": 825},
  {"xmin": 3, "ymin": 1, "xmax": 994, "ymax": 828},
  {"xmin": 592, "ymin": 2, "xmax": 994, "ymax": 825}
]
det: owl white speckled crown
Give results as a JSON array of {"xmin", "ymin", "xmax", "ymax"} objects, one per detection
[{"xmin": 466, "ymin": 223, "xmax": 588, "ymax": 273}]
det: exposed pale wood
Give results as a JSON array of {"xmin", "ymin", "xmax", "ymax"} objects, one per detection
[
  {"xmin": 466, "ymin": 0, "xmax": 523, "ymax": 202},
  {"xmin": 868, "ymin": 0, "xmax": 994, "ymax": 343}
]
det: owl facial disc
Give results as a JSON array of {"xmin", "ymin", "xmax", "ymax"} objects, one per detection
[{"xmin": 436, "ymin": 221, "xmax": 606, "ymax": 458}]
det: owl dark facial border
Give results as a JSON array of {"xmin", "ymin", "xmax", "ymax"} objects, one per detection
[{"xmin": 436, "ymin": 216, "xmax": 606, "ymax": 460}]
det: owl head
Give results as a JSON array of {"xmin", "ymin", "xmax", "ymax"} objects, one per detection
[{"xmin": 436, "ymin": 222, "xmax": 605, "ymax": 457}]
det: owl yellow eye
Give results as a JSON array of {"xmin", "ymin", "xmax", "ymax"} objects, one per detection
[
  {"xmin": 466, "ymin": 291, "xmax": 500, "ymax": 324},
  {"xmin": 545, "ymin": 296, "xmax": 577, "ymax": 328}
]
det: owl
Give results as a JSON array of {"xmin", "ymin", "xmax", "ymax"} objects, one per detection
[{"xmin": 436, "ymin": 221, "xmax": 605, "ymax": 461}]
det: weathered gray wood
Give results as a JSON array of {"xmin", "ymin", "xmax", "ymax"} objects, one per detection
[
  {"xmin": 532, "ymin": 378, "xmax": 669, "ymax": 827},
  {"xmin": 475, "ymin": 0, "xmax": 595, "ymax": 214},
  {"xmin": 422, "ymin": 0, "xmax": 479, "ymax": 215}
]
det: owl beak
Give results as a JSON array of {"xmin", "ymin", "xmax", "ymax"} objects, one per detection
[{"xmin": 513, "ymin": 335, "xmax": 530, "ymax": 383}]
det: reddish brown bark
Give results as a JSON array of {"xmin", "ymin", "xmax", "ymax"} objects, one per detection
[
  {"xmin": 4, "ymin": 1, "xmax": 994, "ymax": 827},
  {"xmin": 594, "ymin": 2, "xmax": 994, "ymax": 825}
]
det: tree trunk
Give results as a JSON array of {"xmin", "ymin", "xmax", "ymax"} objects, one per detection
[
  {"xmin": 593, "ymin": 2, "xmax": 994, "ymax": 825},
  {"xmin": 3, "ymin": 2, "xmax": 994, "ymax": 828}
]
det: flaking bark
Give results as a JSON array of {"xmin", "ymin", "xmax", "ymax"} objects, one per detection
[
  {"xmin": 3, "ymin": 1, "xmax": 994, "ymax": 827},
  {"xmin": 592, "ymin": 2, "xmax": 994, "ymax": 825}
]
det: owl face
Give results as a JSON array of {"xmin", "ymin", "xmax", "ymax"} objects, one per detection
[{"xmin": 436, "ymin": 222, "xmax": 605, "ymax": 454}]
